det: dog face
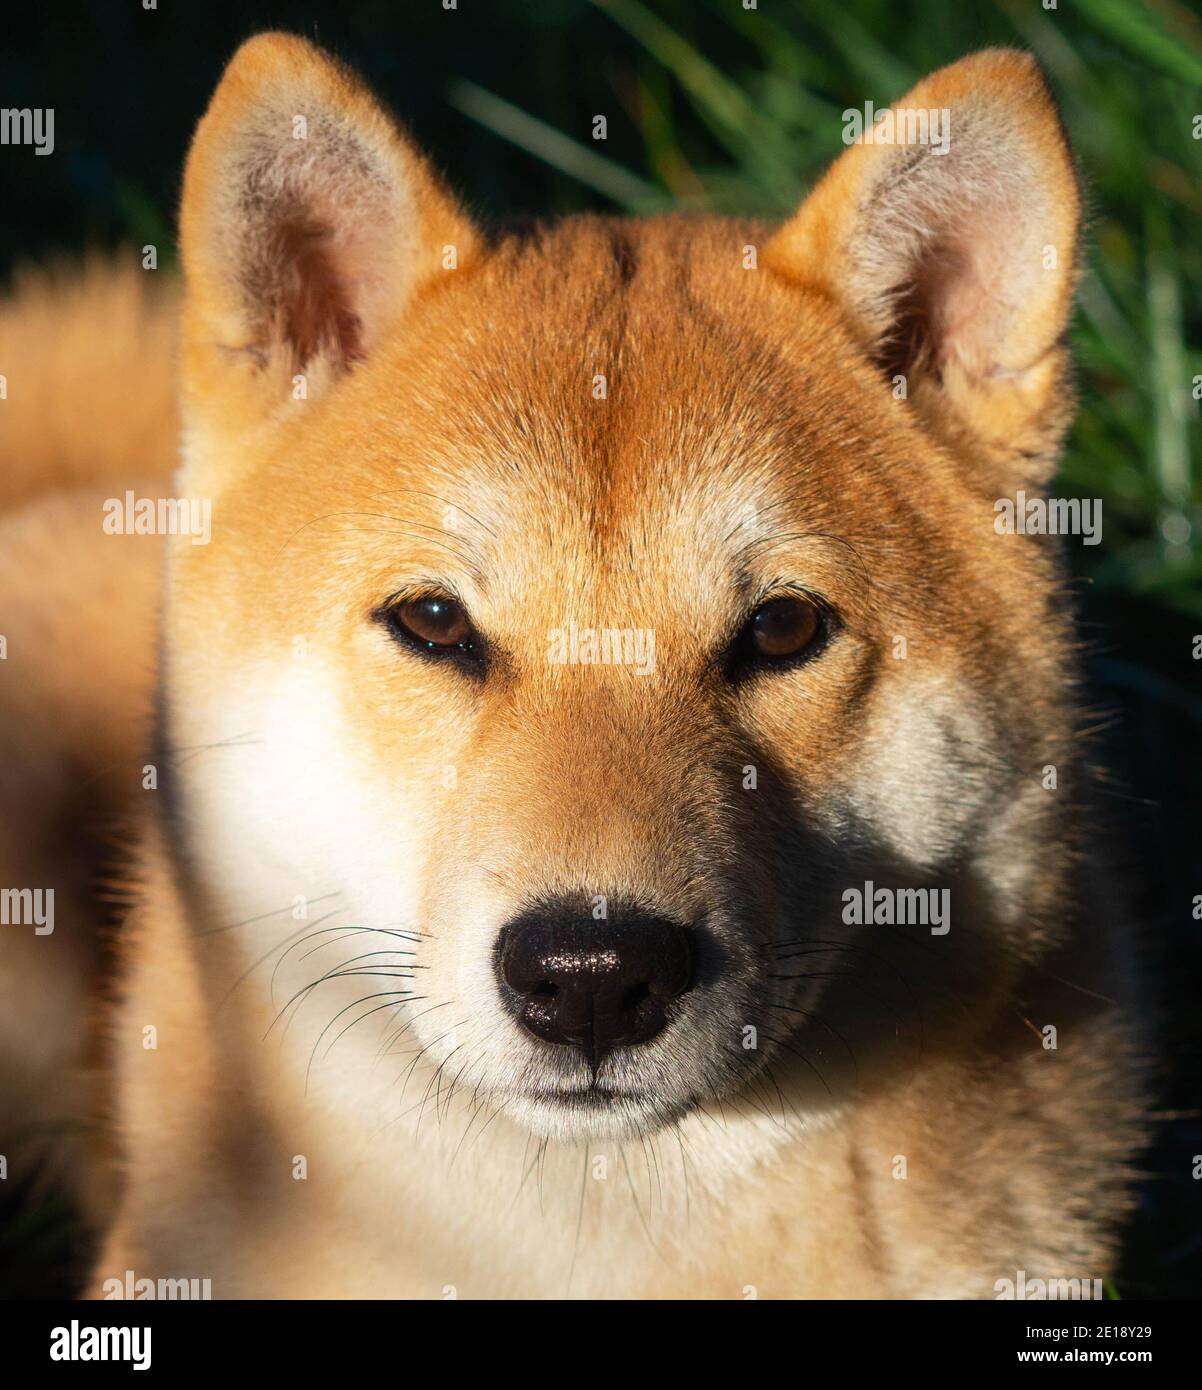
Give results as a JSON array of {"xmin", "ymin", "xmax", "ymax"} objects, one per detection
[{"xmin": 167, "ymin": 35, "xmax": 1080, "ymax": 1142}]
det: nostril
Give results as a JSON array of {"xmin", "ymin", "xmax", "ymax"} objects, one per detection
[
  {"xmin": 622, "ymin": 982, "xmax": 651, "ymax": 1011},
  {"xmin": 531, "ymin": 981, "xmax": 558, "ymax": 998}
]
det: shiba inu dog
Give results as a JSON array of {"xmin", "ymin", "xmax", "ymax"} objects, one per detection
[{"xmin": 1, "ymin": 34, "xmax": 1148, "ymax": 1298}]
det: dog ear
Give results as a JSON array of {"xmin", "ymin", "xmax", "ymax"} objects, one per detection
[
  {"xmin": 765, "ymin": 49, "xmax": 1079, "ymax": 484},
  {"xmin": 179, "ymin": 32, "xmax": 478, "ymax": 445}
]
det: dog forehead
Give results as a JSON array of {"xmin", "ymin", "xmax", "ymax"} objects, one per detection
[{"xmin": 348, "ymin": 217, "xmax": 892, "ymax": 547}]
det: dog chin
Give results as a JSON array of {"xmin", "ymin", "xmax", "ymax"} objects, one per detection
[{"xmin": 508, "ymin": 1085, "xmax": 693, "ymax": 1142}]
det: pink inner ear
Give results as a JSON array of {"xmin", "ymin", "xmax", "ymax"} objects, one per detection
[
  {"xmin": 940, "ymin": 206, "xmax": 1028, "ymax": 378},
  {"xmin": 876, "ymin": 204, "xmax": 1023, "ymax": 384},
  {"xmin": 267, "ymin": 214, "xmax": 365, "ymax": 370}
]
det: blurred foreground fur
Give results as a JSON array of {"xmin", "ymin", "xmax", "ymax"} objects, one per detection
[{"xmin": 0, "ymin": 260, "xmax": 173, "ymax": 1244}]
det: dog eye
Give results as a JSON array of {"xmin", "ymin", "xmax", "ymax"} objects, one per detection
[
  {"xmin": 393, "ymin": 596, "xmax": 472, "ymax": 648},
  {"xmin": 729, "ymin": 595, "xmax": 827, "ymax": 675},
  {"xmin": 750, "ymin": 597, "xmax": 821, "ymax": 658},
  {"xmin": 379, "ymin": 595, "xmax": 483, "ymax": 671}
]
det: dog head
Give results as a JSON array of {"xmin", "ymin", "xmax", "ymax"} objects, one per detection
[{"xmin": 167, "ymin": 34, "xmax": 1081, "ymax": 1142}]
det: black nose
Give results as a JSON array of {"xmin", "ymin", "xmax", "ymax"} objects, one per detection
[{"xmin": 497, "ymin": 904, "xmax": 694, "ymax": 1063}]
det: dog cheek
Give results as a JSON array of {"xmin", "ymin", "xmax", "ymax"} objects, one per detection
[{"xmin": 830, "ymin": 674, "xmax": 996, "ymax": 873}]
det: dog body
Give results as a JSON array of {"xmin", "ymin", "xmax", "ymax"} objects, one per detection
[{"xmin": 1, "ymin": 35, "xmax": 1147, "ymax": 1298}]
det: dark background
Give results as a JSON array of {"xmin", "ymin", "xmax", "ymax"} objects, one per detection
[{"xmin": 0, "ymin": 0, "xmax": 1199, "ymax": 1298}]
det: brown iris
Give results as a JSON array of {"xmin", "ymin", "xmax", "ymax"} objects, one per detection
[
  {"xmin": 748, "ymin": 595, "xmax": 822, "ymax": 660},
  {"xmin": 391, "ymin": 595, "xmax": 473, "ymax": 650}
]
